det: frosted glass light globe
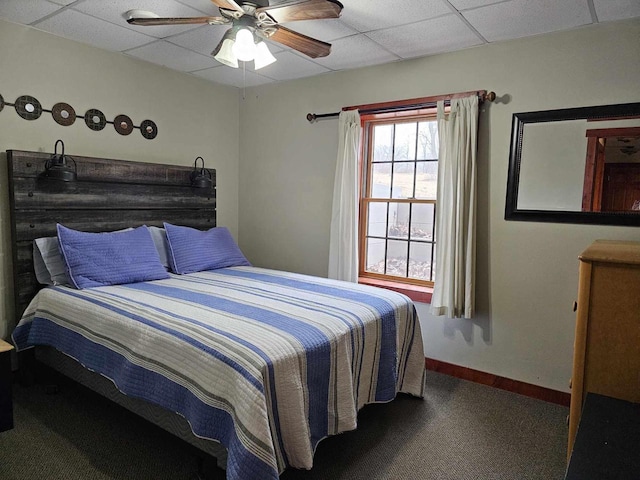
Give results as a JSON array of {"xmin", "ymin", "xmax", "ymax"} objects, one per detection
[{"xmin": 233, "ymin": 28, "xmax": 256, "ymax": 62}]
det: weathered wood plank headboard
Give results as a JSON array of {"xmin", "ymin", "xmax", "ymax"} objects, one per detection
[{"xmin": 6, "ymin": 149, "xmax": 217, "ymax": 330}]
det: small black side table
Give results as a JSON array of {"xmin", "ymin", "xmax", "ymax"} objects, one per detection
[
  {"xmin": 566, "ymin": 393, "xmax": 640, "ymax": 480},
  {"xmin": 0, "ymin": 339, "xmax": 14, "ymax": 432}
]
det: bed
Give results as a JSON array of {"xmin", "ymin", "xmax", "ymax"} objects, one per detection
[{"xmin": 6, "ymin": 150, "xmax": 425, "ymax": 480}]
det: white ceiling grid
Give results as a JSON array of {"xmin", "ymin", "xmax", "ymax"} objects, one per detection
[{"xmin": 0, "ymin": 0, "xmax": 637, "ymax": 88}]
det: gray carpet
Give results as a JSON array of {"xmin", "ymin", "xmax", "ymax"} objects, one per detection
[{"xmin": 0, "ymin": 370, "xmax": 569, "ymax": 480}]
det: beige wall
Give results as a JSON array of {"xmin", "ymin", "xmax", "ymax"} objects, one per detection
[
  {"xmin": 0, "ymin": 19, "xmax": 240, "ymax": 338},
  {"xmin": 238, "ymin": 19, "xmax": 640, "ymax": 392}
]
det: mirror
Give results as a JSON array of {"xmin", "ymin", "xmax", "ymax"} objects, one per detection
[{"xmin": 505, "ymin": 102, "xmax": 640, "ymax": 225}]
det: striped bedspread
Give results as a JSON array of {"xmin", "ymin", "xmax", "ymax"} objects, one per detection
[{"xmin": 13, "ymin": 266, "xmax": 425, "ymax": 480}]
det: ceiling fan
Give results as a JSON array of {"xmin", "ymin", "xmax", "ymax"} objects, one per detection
[{"xmin": 126, "ymin": 0, "xmax": 344, "ymax": 70}]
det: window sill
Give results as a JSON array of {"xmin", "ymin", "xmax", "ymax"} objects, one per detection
[{"xmin": 358, "ymin": 277, "xmax": 432, "ymax": 304}]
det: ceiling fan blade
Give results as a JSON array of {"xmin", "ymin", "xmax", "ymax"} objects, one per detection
[
  {"xmin": 210, "ymin": 0, "xmax": 245, "ymax": 14},
  {"xmin": 127, "ymin": 16, "xmax": 229, "ymax": 26},
  {"xmin": 269, "ymin": 25, "xmax": 331, "ymax": 58},
  {"xmin": 257, "ymin": 0, "xmax": 343, "ymax": 23}
]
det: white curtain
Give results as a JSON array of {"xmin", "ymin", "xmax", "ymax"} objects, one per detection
[
  {"xmin": 328, "ymin": 110, "xmax": 361, "ymax": 282},
  {"xmin": 431, "ymin": 96, "xmax": 478, "ymax": 318}
]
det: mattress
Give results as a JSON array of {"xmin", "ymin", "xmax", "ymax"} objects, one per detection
[{"xmin": 13, "ymin": 266, "xmax": 425, "ymax": 480}]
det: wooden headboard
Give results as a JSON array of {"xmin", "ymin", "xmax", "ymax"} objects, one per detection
[{"xmin": 6, "ymin": 149, "xmax": 217, "ymax": 330}]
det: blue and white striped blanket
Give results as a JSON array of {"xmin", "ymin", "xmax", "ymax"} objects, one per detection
[{"xmin": 13, "ymin": 267, "xmax": 425, "ymax": 480}]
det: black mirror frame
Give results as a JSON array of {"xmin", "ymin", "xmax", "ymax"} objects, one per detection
[{"xmin": 505, "ymin": 102, "xmax": 640, "ymax": 226}]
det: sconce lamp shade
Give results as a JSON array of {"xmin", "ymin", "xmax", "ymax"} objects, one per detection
[
  {"xmin": 190, "ymin": 157, "xmax": 213, "ymax": 188},
  {"xmin": 44, "ymin": 139, "xmax": 77, "ymax": 182}
]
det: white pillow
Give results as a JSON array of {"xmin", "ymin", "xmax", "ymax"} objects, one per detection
[
  {"xmin": 147, "ymin": 226, "xmax": 170, "ymax": 269},
  {"xmin": 33, "ymin": 236, "xmax": 70, "ymax": 286}
]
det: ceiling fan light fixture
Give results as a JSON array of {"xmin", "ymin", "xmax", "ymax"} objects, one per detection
[
  {"xmin": 254, "ymin": 41, "xmax": 276, "ymax": 70},
  {"xmin": 212, "ymin": 30, "xmax": 239, "ymax": 68},
  {"xmin": 233, "ymin": 28, "xmax": 257, "ymax": 62}
]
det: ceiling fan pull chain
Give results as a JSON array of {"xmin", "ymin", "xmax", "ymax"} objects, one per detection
[{"xmin": 242, "ymin": 62, "xmax": 246, "ymax": 100}]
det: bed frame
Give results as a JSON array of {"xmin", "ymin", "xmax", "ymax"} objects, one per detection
[{"xmin": 5, "ymin": 149, "xmax": 228, "ymax": 468}]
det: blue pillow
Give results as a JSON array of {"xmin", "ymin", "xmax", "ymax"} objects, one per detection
[
  {"xmin": 57, "ymin": 224, "xmax": 170, "ymax": 289},
  {"xmin": 163, "ymin": 223, "xmax": 251, "ymax": 274}
]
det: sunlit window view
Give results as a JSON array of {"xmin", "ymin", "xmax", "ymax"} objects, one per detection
[{"xmin": 361, "ymin": 118, "xmax": 438, "ymax": 283}]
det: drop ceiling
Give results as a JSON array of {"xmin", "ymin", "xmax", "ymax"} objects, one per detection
[{"xmin": 1, "ymin": 0, "xmax": 639, "ymax": 89}]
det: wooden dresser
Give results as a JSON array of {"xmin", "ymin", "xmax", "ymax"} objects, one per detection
[{"xmin": 568, "ymin": 240, "xmax": 640, "ymax": 457}]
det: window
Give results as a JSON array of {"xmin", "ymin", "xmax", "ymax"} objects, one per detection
[{"xmin": 359, "ymin": 110, "xmax": 438, "ymax": 291}]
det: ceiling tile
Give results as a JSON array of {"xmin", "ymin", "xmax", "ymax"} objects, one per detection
[
  {"xmin": 192, "ymin": 65, "xmax": 274, "ymax": 87},
  {"xmin": 313, "ymin": 34, "xmax": 400, "ymax": 71},
  {"xmin": 263, "ymin": 39, "xmax": 286, "ymax": 54},
  {"xmin": 126, "ymin": 40, "xmax": 219, "ymax": 71},
  {"xmin": 593, "ymin": 0, "xmax": 640, "ymax": 22},
  {"xmin": 280, "ymin": 19, "xmax": 358, "ymax": 42},
  {"xmin": 33, "ymin": 9, "xmax": 155, "ymax": 51},
  {"xmin": 73, "ymin": 0, "xmax": 211, "ymax": 38},
  {"xmin": 463, "ymin": 0, "xmax": 593, "ymax": 42},
  {"xmin": 248, "ymin": 51, "xmax": 330, "ymax": 81},
  {"xmin": 174, "ymin": 0, "xmax": 223, "ymax": 15},
  {"xmin": 167, "ymin": 25, "xmax": 228, "ymax": 57},
  {"xmin": 0, "ymin": 0, "xmax": 59, "ymax": 25},
  {"xmin": 367, "ymin": 14, "xmax": 484, "ymax": 59},
  {"xmin": 447, "ymin": 0, "xmax": 511, "ymax": 11},
  {"xmin": 339, "ymin": 0, "xmax": 453, "ymax": 32}
]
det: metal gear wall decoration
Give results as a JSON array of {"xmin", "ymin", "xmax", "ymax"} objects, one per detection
[{"xmin": 0, "ymin": 93, "xmax": 157, "ymax": 140}]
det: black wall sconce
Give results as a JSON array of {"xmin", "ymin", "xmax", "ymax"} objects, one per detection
[
  {"xmin": 43, "ymin": 139, "xmax": 77, "ymax": 182},
  {"xmin": 190, "ymin": 157, "xmax": 212, "ymax": 189}
]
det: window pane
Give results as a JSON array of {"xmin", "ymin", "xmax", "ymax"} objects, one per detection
[
  {"xmin": 366, "ymin": 238, "xmax": 386, "ymax": 274},
  {"xmin": 387, "ymin": 202, "xmax": 410, "ymax": 239},
  {"xmin": 391, "ymin": 162, "xmax": 415, "ymax": 199},
  {"xmin": 410, "ymin": 203, "xmax": 434, "ymax": 240},
  {"xmin": 394, "ymin": 123, "xmax": 417, "ymax": 161},
  {"xmin": 386, "ymin": 240, "xmax": 408, "ymax": 278},
  {"xmin": 367, "ymin": 202, "xmax": 387, "ymax": 237},
  {"xmin": 409, "ymin": 242, "xmax": 433, "ymax": 281},
  {"xmin": 371, "ymin": 163, "xmax": 391, "ymax": 198},
  {"xmin": 372, "ymin": 124, "xmax": 393, "ymax": 162},
  {"xmin": 417, "ymin": 121, "xmax": 438, "ymax": 160},
  {"xmin": 415, "ymin": 161, "xmax": 438, "ymax": 199}
]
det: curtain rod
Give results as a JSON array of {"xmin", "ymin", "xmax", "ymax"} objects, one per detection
[{"xmin": 306, "ymin": 90, "xmax": 496, "ymax": 123}]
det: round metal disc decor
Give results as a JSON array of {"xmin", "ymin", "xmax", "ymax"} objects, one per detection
[
  {"xmin": 15, "ymin": 95, "xmax": 42, "ymax": 120},
  {"xmin": 0, "ymin": 94, "xmax": 4, "ymax": 113},
  {"xmin": 52, "ymin": 102, "xmax": 76, "ymax": 126},
  {"xmin": 114, "ymin": 114, "xmax": 133, "ymax": 136},
  {"xmin": 140, "ymin": 119, "xmax": 158, "ymax": 140},
  {"xmin": 84, "ymin": 108, "xmax": 107, "ymax": 131}
]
